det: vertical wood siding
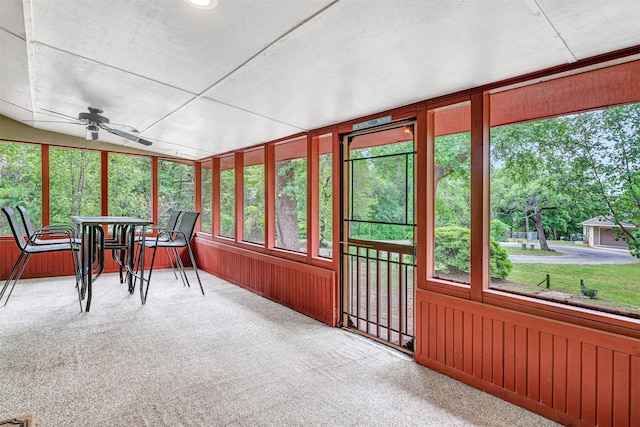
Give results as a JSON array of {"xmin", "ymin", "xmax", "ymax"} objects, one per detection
[
  {"xmin": 0, "ymin": 239, "xmax": 176, "ymax": 280},
  {"xmin": 416, "ymin": 290, "xmax": 640, "ymax": 426},
  {"xmin": 193, "ymin": 237, "xmax": 336, "ymax": 326}
]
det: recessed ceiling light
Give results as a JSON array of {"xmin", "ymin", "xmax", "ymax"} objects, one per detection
[{"xmin": 185, "ymin": 0, "xmax": 218, "ymax": 9}]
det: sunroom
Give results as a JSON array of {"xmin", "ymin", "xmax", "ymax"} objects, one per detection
[{"xmin": 1, "ymin": 1, "xmax": 640, "ymax": 426}]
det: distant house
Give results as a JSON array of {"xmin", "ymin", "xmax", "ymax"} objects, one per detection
[{"xmin": 579, "ymin": 216, "xmax": 637, "ymax": 248}]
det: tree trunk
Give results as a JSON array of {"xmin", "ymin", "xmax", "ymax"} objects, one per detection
[
  {"xmin": 275, "ymin": 161, "xmax": 300, "ymax": 250},
  {"xmin": 532, "ymin": 210, "xmax": 552, "ymax": 251}
]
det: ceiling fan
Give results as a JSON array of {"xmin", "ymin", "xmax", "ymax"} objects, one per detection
[{"xmin": 34, "ymin": 107, "xmax": 153, "ymax": 146}]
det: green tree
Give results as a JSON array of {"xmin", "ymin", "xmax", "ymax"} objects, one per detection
[
  {"xmin": 0, "ymin": 142, "xmax": 41, "ymax": 233},
  {"xmin": 491, "ymin": 120, "xmax": 575, "ymax": 250},
  {"xmin": 562, "ymin": 104, "xmax": 640, "ymax": 257},
  {"xmin": 49, "ymin": 147, "xmax": 101, "ymax": 224},
  {"xmin": 108, "ymin": 153, "xmax": 151, "ymax": 218},
  {"xmin": 158, "ymin": 159, "xmax": 194, "ymax": 224}
]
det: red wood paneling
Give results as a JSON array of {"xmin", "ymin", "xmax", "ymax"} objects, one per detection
[
  {"xmin": 552, "ymin": 336, "xmax": 567, "ymax": 413},
  {"xmin": 631, "ymin": 356, "xmax": 640, "ymax": 425},
  {"xmin": 504, "ymin": 323, "xmax": 516, "ymax": 393},
  {"xmin": 539, "ymin": 332, "xmax": 553, "ymax": 407},
  {"xmin": 192, "ymin": 237, "xmax": 336, "ymax": 326},
  {"xmin": 415, "ymin": 290, "xmax": 640, "ymax": 426},
  {"xmin": 491, "ymin": 60, "xmax": 640, "ymax": 127},
  {"xmin": 597, "ymin": 347, "xmax": 614, "ymax": 426},
  {"xmin": 612, "ymin": 351, "xmax": 630, "ymax": 427},
  {"xmin": 0, "ymin": 239, "xmax": 176, "ymax": 281}
]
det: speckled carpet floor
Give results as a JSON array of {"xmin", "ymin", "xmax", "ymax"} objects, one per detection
[{"xmin": 0, "ymin": 269, "xmax": 558, "ymax": 426}]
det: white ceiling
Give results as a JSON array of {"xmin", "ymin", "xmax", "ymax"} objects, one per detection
[{"xmin": 1, "ymin": 0, "xmax": 639, "ymax": 160}]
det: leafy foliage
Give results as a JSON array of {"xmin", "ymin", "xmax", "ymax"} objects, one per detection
[
  {"xmin": 434, "ymin": 226, "xmax": 512, "ymax": 279},
  {"xmin": 219, "ymin": 167, "xmax": 235, "ymax": 238},
  {"xmin": 158, "ymin": 159, "xmax": 194, "ymax": 225},
  {"xmin": 0, "ymin": 142, "xmax": 41, "ymax": 233}
]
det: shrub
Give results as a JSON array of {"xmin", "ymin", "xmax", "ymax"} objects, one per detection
[
  {"xmin": 490, "ymin": 218, "xmax": 510, "ymax": 242},
  {"xmin": 435, "ymin": 226, "xmax": 512, "ymax": 279}
]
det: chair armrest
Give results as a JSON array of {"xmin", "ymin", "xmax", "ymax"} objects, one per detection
[{"xmin": 28, "ymin": 227, "xmax": 76, "ymax": 245}]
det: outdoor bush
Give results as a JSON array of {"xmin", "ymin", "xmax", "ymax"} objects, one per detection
[
  {"xmin": 435, "ymin": 226, "xmax": 512, "ymax": 279},
  {"xmin": 490, "ymin": 218, "xmax": 510, "ymax": 242}
]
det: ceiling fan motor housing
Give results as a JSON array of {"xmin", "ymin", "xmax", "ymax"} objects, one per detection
[{"xmin": 78, "ymin": 107, "xmax": 109, "ymax": 124}]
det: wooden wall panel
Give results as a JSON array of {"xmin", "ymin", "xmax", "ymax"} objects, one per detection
[
  {"xmin": 631, "ymin": 356, "xmax": 640, "ymax": 425},
  {"xmin": 415, "ymin": 290, "xmax": 640, "ymax": 426},
  {"xmin": 192, "ymin": 237, "xmax": 336, "ymax": 326},
  {"xmin": 612, "ymin": 351, "xmax": 629, "ymax": 427},
  {"xmin": 0, "ymin": 239, "xmax": 176, "ymax": 281}
]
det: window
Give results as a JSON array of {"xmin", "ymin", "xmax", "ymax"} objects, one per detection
[
  {"xmin": 0, "ymin": 142, "xmax": 41, "ymax": 234},
  {"xmin": 158, "ymin": 159, "xmax": 194, "ymax": 225},
  {"xmin": 201, "ymin": 159, "xmax": 212, "ymax": 233},
  {"xmin": 318, "ymin": 133, "xmax": 333, "ymax": 258},
  {"xmin": 433, "ymin": 102, "xmax": 471, "ymax": 284},
  {"xmin": 219, "ymin": 154, "xmax": 235, "ymax": 239},
  {"xmin": 274, "ymin": 137, "xmax": 307, "ymax": 252},
  {"xmin": 49, "ymin": 147, "xmax": 101, "ymax": 224},
  {"xmin": 348, "ymin": 127, "xmax": 414, "ymax": 242},
  {"xmin": 243, "ymin": 148, "xmax": 265, "ymax": 245},
  {"xmin": 489, "ymin": 102, "xmax": 640, "ymax": 317},
  {"xmin": 108, "ymin": 153, "xmax": 151, "ymax": 218}
]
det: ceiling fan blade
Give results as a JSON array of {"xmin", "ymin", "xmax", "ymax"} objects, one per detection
[
  {"xmin": 40, "ymin": 108, "xmax": 84, "ymax": 121},
  {"xmin": 99, "ymin": 124, "xmax": 153, "ymax": 146},
  {"xmin": 24, "ymin": 120, "xmax": 83, "ymax": 125}
]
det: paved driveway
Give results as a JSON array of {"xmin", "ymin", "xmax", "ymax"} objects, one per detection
[{"xmin": 505, "ymin": 243, "xmax": 640, "ymax": 264}]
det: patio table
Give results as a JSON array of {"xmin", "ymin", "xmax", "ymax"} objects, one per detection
[{"xmin": 71, "ymin": 216, "xmax": 153, "ymax": 311}]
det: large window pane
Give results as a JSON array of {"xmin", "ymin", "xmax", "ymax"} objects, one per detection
[
  {"xmin": 50, "ymin": 147, "xmax": 101, "ymax": 224},
  {"xmin": 318, "ymin": 133, "xmax": 333, "ymax": 258},
  {"xmin": 158, "ymin": 159, "xmax": 194, "ymax": 225},
  {"xmin": 0, "ymin": 142, "xmax": 41, "ymax": 234},
  {"xmin": 219, "ymin": 155, "xmax": 235, "ymax": 239},
  {"xmin": 243, "ymin": 148, "xmax": 264, "ymax": 245},
  {"xmin": 275, "ymin": 137, "xmax": 307, "ymax": 252},
  {"xmin": 200, "ymin": 159, "xmax": 213, "ymax": 233},
  {"xmin": 108, "ymin": 153, "xmax": 151, "ymax": 218},
  {"xmin": 489, "ymin": 102, "xmax": 640, "ymax": 317},
  {"xmin": 434, "ymin": 133, "xmax": 471, "ymax": 283}
]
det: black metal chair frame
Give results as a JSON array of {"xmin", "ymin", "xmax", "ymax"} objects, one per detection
[
  {"xmin": 135, "ymin": 210, "xmax": 183, "ymax": 282},
  {"xmin": 139, "ymin": 211, "xmax": 203, "ymax": 303},
  {"xmin": 1, "ymin": 206, "xmax": 82, "ymax": 310}
]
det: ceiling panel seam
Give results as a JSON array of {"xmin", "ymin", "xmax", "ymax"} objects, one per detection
[
  {"xmin": 30, "ymin": 41, "xmax": 198, "ymax": 95},
  {"xmin": 141, "ymin": 1, "xmax": 340, "ymax": 136},
  {"xmin": 190, "ymin": 0, "xmax": 341, "ymax": 97},
  {"xmin": 21, "ymin": 0, "xmax": 38, "ymax": 119},
  {"xmin": 198, "ymin": 95, "xmax": 307, "ymax": 130},
  {"xmin": 524, "ymin": 0, "xmax": 577, "ymax": 63}
]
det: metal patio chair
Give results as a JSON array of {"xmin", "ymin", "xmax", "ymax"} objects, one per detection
[
  {"xmin": 139, "ymin": 211, "xmax": 203, "ymax": 303},
  {"xmin": 16, "ymin": 205, "xmax": 80, "ymax": 246},
  {"xmin": 1, "ymin": 206, "xmax": 82, "ymax": 310},
  {"xmin": 135, "ymin": 210, "xmax": 183, "ymax": 282}
]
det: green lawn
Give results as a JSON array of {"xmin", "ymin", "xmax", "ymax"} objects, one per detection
[{"xmin": 506, "ymin": 263, "xmax": 640, "ymax": 307}]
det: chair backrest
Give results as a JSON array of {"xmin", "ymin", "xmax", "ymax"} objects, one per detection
[
  {"xmin": 1, "ymin": 206, "xmax": 28, "ymax": 250},
  {"xmin": 166, "ymin": 210, "xmax": 182, "ymax": 232},
  {"xmin": 16, "ymin": 205, "xmax": 37, "ymax": 240},
  {"xmin": 174, "ymin": 211, "xmax": 200, "ymax": 244}
]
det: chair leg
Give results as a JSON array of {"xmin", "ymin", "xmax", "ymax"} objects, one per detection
[
  {"xmin": 141, "ymin": 245, "xmax": 159, "ymax": 305},
  {"xmin": 71, "ymin": 248, "xmax": 83, "ymax": 313},
  {"xmin": 164, "ymin": 247, "xmax": 179, "ymax": 280},
  {"xmin": 2, "ymin": 253, "xmax": 31, "ymax": 306},
  {"xmin": 1, "ymin": 251, "xmax": 25, "ymax": 301},
  {"xmin": 186, "ymin": 243, "xmax": 204, "ymax": 295},
  {"xmin": 173, "ymin": 248, "xmax": 190, "ymax": 287}
]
